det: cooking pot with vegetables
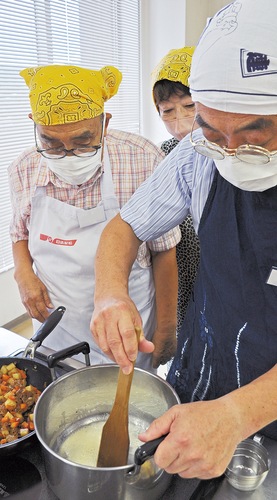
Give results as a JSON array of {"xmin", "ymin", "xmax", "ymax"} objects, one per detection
[
  {"xmin": 34, "ymin": 360, "xmax": 180, "ymax": 500},
  {"xmin": 0, "ymin": 306, "xmax": 66, "ymax": 456}
]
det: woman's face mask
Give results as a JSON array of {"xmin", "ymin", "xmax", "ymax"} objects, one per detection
[
  {"xmin": 159, "ymin": 95, "xmax": 196, "ymax": 142},
  {"xmin": 214, "ymin": 156, "xmax": 277, "ymax": 191}
]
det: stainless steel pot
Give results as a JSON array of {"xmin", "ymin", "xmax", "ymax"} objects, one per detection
[{"xmin": 34, "ymin": 364, "xmax": 180, "ymax": 500}]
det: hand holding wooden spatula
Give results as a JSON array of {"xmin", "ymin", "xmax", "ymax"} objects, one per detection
[{"xmin": 97, "ymin": 326, "xmax": 141, "ymax": 468}]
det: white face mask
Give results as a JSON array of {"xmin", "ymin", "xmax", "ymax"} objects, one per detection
[
  {"xmin": 46, "ymin": 149, "xmax": 102, "ymax": 185},
  {"xmin": 214, "ymin": 156, "xmax": 277, "ymax": 192},
  {"xmin": 45, "ymin": 114, "xmax": 105, "ymax": 185}
]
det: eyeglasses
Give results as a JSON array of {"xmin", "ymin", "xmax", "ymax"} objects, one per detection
[
  {"xmin": 190, "ymin": 118, "xmax": 277, "ymax": 165},
  {"xmin": 34, "ymin": 123, "xmax": 103, "ymax": 159}
]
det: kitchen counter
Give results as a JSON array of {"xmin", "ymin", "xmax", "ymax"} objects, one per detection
[
  {"xmin": 0, "ymin": 326, "xmax": 29, "ymax": 355},
  {"xmin": 1, "ymin": 329, "xmax": 276, "ymax": 499},
  {"xmin": 15, "ymin": 434, "xmax": 277, "ymax": 499},
  {"xmin": 161, "ymin": 435, "xmax": 277, "ymax": 499}
]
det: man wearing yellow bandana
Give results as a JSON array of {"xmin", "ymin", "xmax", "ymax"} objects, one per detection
[{"xmin": 8, "ymin": 64, "xmax": 180, "ymax": 371}]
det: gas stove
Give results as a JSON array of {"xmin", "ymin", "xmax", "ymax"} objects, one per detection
[
  {"xmin": 0, "ymin": 346, "xmax": 216, "ymax": 500},
  {"xmin": 2, "ymin": 338, "xmax": 276, "ymax": 499},
  {"xmin": 0, "ymin": 341, "xmax": 199, "ymax": 500},
  {"xmin": 0, "ymin": 440, "xmax": 57, "ymax": 499}
]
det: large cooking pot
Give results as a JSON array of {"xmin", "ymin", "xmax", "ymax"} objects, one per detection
[
  {"xmin": 0, "ymin": 306, "xmax": 66, "ymax": 456},
  {"xmin": 34, "ymin": 361, "xmax": 180, "ymax": 500}
]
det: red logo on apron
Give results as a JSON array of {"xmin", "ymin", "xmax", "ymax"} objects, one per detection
[{"xmin": 40, "ymin": 233, "xmax": 77, "ymax": 246}]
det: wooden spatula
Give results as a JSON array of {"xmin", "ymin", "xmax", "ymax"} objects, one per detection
[{"xmin": 97, "ymin": 327, "xmax": 141, "ymax": 468}]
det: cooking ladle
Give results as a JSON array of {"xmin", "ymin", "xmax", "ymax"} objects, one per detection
[{"xmin": 97, "ymin": 327, "xmax": 141, "ymax": 468}]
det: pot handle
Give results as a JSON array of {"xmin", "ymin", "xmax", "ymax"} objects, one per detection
[
  {"xmin": 23, "ymin": 306, "xmax": 66, "ymax": 359},
  {"xmin": 134, "ymin": 434, "xmax": 168, "ymax": 466},
  {"xmin": 47, "ymin": 341, "xmax": 91, "ymax": 379}
]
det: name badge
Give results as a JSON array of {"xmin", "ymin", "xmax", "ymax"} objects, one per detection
[{"xmin": 267, "ymin": 266, "xmax": 277, "ymax": 286}]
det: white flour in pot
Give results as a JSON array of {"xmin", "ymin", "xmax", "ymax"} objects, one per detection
[{"xmin": 58, "ymin": 417, "xmax": 146, "ymax": 467}]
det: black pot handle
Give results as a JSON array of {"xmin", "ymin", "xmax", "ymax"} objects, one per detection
[
  {"xmin": 47, "ymin": 341, "xmax": 91, "ymax": 378},
  {"xmin": 32, "ymin": 306, "xmax": 66, "ymax": 343},
  {"xmin": 134, "ymin": 434, "xmax": 168, "ymax": 466},
  {"xmin": 23, "ymin": 306, "xmax": 66, "ymax": 358}
]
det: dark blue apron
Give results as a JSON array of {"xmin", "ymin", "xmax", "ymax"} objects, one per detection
[{"xmin": 167, "ymin": 171, "xmax": 277, "ymax": 439}]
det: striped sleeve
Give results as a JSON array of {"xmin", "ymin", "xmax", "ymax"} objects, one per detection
[
  {"xmin": 121, "ymin": 135, "xmax": 194, "ymax": 241},
  {"xmin": 121, "ymin": 129, "xmax": 217, "ymax": 239}
]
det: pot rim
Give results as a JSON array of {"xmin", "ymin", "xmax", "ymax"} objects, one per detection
[{"xmin": 34, "ymin": 364, "xmax": 180, "ymax": 471}]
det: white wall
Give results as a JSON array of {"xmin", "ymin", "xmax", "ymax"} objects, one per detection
[
  {"xmin": 140, "ymin": 0, "xmax": 187, "ymax": 144},
  {"xmin": 185, "ymin": 0, "xmax": 228, "ymax": 45},
  {"xmin": 1, "ymin": 268, "xmax": 25, "ymax": 326},
  {"xmin": 0, "ymin": 0, "xmax": 229, "ymax": 326},
  {"xmin": 140, "ymin": 0, "xmax": 228, "ymax": 144}
]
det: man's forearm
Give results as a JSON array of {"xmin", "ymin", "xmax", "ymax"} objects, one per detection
[
  {"xmin": 222, "ymin": 364, "xmax": 277, "ymax": 438},
  {"xmin": 12, "ymin": 240, "xmax": 33, "ymax": 282},
  {"xmin": 152, "ymin": 247, "xmax": 178, "ymax": 330},
  {"xmin": 91, "ymin": 214, "xmax": 152, "ymax": 371},
  {"xmin": 94, "ymin": 214, "xmax": 141, "ymax": 299}
]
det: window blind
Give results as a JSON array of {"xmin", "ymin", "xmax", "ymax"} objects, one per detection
[{"xmin": 0, "ymin": 0, "xmax": 141, "ymax": 273}]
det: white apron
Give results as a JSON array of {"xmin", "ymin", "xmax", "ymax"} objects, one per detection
[{"xmin": 29, "ymin": 146, "xmax": 156, "ymax": 371}]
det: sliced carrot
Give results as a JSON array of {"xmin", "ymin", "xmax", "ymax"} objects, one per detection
[{"xmin": 10, "ymin": 421, "xmax": 20, "ymax": 428}]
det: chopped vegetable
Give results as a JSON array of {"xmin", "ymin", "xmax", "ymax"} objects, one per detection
[{"xmin": 0, "ymin": 363, "xmax": 41, "ymax": 444}]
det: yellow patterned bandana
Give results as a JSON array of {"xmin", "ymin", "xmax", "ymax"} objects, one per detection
[
  {"xmin": 20, "ymin": 64, "xmax": 122, "ymax": 125},
  {"xmin": 151, "ymin": 46, "xmax": 195, "ymax": 89}
]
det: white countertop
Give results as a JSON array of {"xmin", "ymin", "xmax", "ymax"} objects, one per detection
[{"xmin": 0, "ymin": 327, "xmax": 28, "ymax": 356}]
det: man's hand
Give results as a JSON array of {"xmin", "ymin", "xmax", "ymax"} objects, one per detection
[
  {"xmin": 16, "ymin": 268, "xmax": 53, "ymax": 322},
  {"xmin": 139, "ymin": 365, "xmax": 277, "ymax": 479},
  {"xmin": 91, "ymin": 294, "xmax": 154, "ymax": 374},
  {"xmin": 12, "ymin": 240, "xmax": 53, "ymax": 322},
  {"xmin": 138, "ymin": 398, "xmax": 242, "ymax": 480},
  {"xmin": 152, "ymin": 327, "xmax": 177, "ymax": 369}
]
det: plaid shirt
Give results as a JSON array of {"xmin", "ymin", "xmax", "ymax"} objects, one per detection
[{"xmin": 8, "ymin": 129, "xmax": 180, "ymax": 267}]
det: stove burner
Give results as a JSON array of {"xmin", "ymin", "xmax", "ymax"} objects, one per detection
[{"xmin": 0, "ymin": 456, "xmax": 42, "ymax": 499}]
